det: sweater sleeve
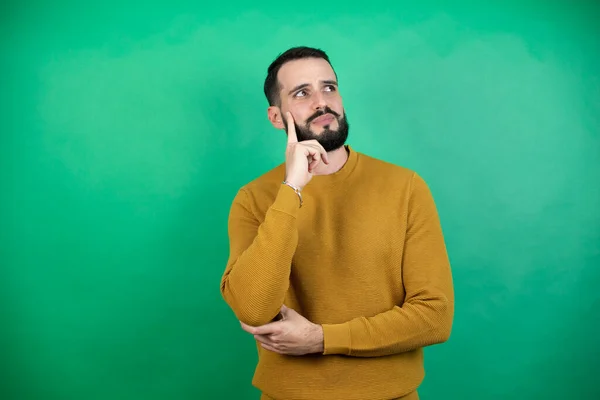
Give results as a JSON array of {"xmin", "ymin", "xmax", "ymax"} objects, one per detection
[
  {"xmin": 321, "ymin": 173, "xmax": 454, "ymax": 357},
  {"xmin": 220, "ymin": 184, "xmax": 301, "ymax": 327}
]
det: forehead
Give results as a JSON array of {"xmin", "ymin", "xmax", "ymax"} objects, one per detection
[{"xmin": 277, "ymin": 58, "xmax": 336, "ymax": 90}]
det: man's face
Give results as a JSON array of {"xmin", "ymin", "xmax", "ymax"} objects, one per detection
[{"xmin": 273, "ymin": 58, "xmax": 349, "ymax": 152}]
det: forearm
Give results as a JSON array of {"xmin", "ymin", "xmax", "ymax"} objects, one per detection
[
  {"xmin": 221, "ymin": 185, "xmax": 300, "ymax": 326},
  {"xmin": 321, "ymin": 292, "xmax": 454, "ymax": 357}
]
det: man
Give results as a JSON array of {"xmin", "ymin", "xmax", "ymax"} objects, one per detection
[{"xmin": 220, "ymin": 46, "xmax": 454, "ymax": 400}]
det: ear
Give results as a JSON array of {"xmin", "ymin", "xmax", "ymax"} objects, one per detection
[{"xmin": 267, "ymin": 106, "xmax": 285, "ymax": 130}]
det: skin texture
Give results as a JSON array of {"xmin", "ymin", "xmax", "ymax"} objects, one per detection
[{"xmin": 267, "ymin": 57, "xmax": 350, "ymax": 189}]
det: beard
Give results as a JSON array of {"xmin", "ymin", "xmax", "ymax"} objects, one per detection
[{"xmin": 284, "ymin": 106, "xmax": 349, "ymax": 152}]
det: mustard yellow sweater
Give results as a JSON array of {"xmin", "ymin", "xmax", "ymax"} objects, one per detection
[{"xmin": 221, "ymin": 146, "xmax": 454, "ymax": 400}]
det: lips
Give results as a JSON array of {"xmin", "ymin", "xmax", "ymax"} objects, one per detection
[{"xmin": 312, "ymin": 113, "xmax": 336, "ymax": 125}]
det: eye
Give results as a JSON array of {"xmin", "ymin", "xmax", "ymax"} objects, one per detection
[
  {"xmin": 294, "ymin": 89, "xmax": 308, "ymax": 98},
  {"xmin": 324, "ymin": 85, "xmax": 337, "ymax": 92}
]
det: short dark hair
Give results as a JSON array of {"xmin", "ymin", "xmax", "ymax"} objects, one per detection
[{"xmin": 263, "ymin": 46, "xmax": 335, "ymax": 106}]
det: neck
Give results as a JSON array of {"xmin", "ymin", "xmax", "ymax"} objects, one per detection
[{"xmin": 312, "ymin": 145, "xmax": 349, "ymax": 176}]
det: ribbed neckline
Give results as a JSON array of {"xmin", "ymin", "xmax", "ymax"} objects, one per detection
[{"xmin": 308, "ymin": 145, "xmax": 359, "ymax": 189}]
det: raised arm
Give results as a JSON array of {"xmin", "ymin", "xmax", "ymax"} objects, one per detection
[
  {"xmin": 220, "ymin": 185, "xmax": 301, "ymax": 326},
  {"xmin": 221, "ymin": 112, "xmax": 330, "ymax": 327}
]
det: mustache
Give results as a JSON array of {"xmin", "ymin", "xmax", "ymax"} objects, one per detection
[{"xmin": 306, "ymin": 107, "xmax": 340, "ymax": 125}]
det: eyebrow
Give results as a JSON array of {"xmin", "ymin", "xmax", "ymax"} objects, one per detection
[{"xmin": 287, "ymin": 80, "xmax": 339, "ymax": 95}]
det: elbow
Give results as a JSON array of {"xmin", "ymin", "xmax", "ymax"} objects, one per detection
[
  {"xmin": 233, "ymin": 300, "xmax": 282, "ymax": 327},
  {"xmin": 432, "ymin": 299, "xmax": 454, "ymax": 344},
  {"xmin": 220, "ymin": 281, "xmax": 282, "ymax": 327},
  {"xmin": 410, "ymin": 293, "xmax": 454, "ymax": 346},
  {"xmin": 434, "ymin": 321, "xmax": 452, "ymax": 344},
  {"xmin": 237, "ymin": 311, "xmax": 280, "ymax": 328}
]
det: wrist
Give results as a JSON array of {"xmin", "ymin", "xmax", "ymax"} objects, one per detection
[
  {"xmin": 283, "ymin": 178, "xmax": 303, "ymax": 191},
  {"xmin": 311, "ymin": 324, "xmax": 324, "ymax": 354},
  {"xmin": 282, "ymin": 180, "xmax": 303, "ymax": 207}
]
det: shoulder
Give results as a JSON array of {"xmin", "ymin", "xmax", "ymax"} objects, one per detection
[
  {"xmin": 355, "ymin": 150, "xmax": 419, "ymax": 184},
  {"xmin": 231, "ymin": 162, "xmax": 286, "ymax": 206},
  {"xmin": 353, "ymin": 150, "xmax": 436, "ymax": 202}
]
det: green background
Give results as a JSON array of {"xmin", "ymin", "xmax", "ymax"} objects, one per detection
[{"xmin": 2, "ymin": 1, "xmax": 599, "ymax": 399}]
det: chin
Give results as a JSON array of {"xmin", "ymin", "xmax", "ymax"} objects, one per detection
[{"xmin": 312, "ymin": 123, "xmax": 338, "ymax": 132}]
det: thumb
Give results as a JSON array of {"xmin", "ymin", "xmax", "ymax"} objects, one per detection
[
  {"xmin": 280, "ymin": 304, "xmax": 298, "ymax": 319},
  {"xmin": 280, "ymin": 304, "xmax": 292, "ymax": 316}
]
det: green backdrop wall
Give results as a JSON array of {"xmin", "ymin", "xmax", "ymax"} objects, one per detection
[{"xmin": 2, "ymin": 1, "xmax": 599, "ymax": 399}]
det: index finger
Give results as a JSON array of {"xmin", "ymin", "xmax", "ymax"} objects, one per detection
[{"xmin": 286, "ymin": 112, "xmax": 298, "ymax": 144}]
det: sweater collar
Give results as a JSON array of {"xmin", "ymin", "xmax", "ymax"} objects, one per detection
[{"xmin": 309, "ymin": 144, "xmax": 359, "ymax": 188}]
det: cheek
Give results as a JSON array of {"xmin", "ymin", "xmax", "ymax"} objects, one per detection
[
  {"xmin": 329, "ymin": 97, "xmax": 343, "ymax": 113},
  {"xmin": 291, "ymin": 106, "xmax": 313, "ymax": 124}
]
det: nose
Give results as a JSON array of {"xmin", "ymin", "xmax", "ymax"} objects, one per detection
[{"xmin": 312, "ymin": 91, "xmax": 327, "ymax": 110}]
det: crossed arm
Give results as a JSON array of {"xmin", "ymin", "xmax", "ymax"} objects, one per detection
[{"xmin": 220, "ymin": 174, "xmax": 454, "ymax": 357}]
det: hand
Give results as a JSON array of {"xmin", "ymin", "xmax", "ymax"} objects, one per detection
[
  {"xmin": 284, "ymin": 112, "xmax": 329, "ymax": 190},
  {"xmin": 240, "ymin": 305, "xmax": 324, "ymax": 356}
]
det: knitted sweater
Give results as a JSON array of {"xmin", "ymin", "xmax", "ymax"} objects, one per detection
[{"xmin": 221, "ymin": 145, "xmax": 454, "ymax": 400}]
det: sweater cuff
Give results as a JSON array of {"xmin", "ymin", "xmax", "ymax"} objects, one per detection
[
  {"xmin": 271, "ymin": 183, "xmax": 302, "ymax": 217},
  {"xmin": 321, "ymin": 323, "xmax": 351, "ymax": 355}
]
